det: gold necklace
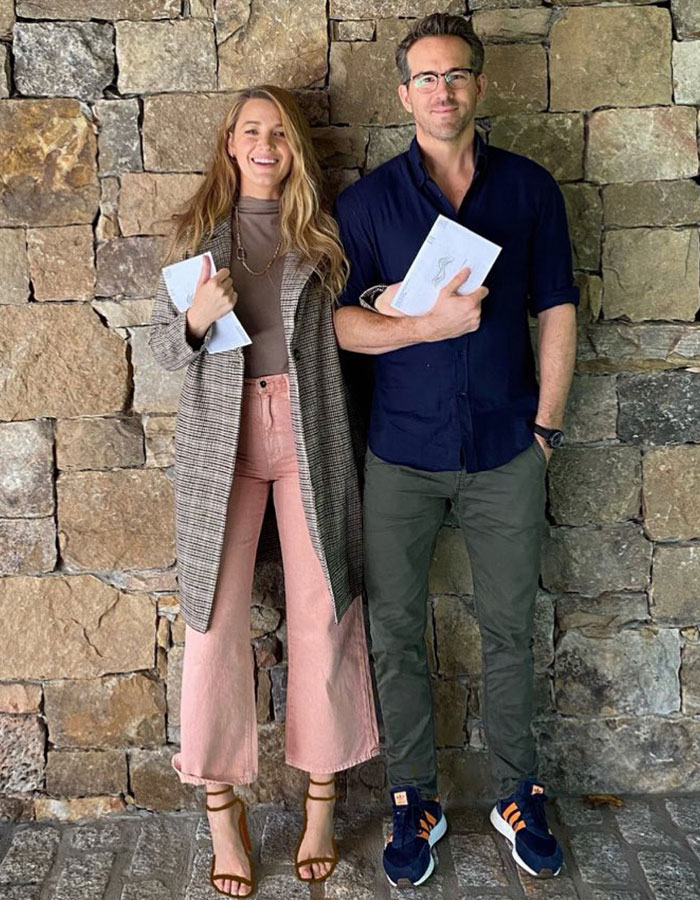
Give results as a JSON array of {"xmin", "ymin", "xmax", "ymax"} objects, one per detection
[{"xmin": 233, "ymin": 205, "xmax": 282, "ymax": 276}]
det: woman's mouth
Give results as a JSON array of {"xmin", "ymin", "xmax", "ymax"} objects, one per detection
[{"xmin": 251, "ymin": 157, "xmax": 278, "ymax": 167}]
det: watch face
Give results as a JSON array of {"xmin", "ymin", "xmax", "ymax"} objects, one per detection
[{"xmin": 549, "ymin": 430, "xmax": 565, "ymax": 449}]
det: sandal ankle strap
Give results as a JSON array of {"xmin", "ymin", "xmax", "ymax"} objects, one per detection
[{"xmin": 309, "ymin": 777, "xmax": 335, "ymax": 786}]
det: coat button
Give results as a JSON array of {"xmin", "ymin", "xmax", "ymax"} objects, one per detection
[{"xmin": 260, "ymin": 379, "xmax": 267, "ymax": 387}]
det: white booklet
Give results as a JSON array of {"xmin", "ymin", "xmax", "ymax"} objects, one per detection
[
  {"xmin": 162, "ymin": 252, "xmax": 251, "ymax": 353},
  {"xmin": 390, "ymin": 215, "xmax": 502, "ymax": 316}
]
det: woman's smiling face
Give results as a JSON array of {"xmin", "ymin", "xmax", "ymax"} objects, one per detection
[{"xmin": 227, "ymin": 98, "xmax": 294, "ymax": 199}]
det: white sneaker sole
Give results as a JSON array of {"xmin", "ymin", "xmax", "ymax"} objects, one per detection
[
  {"xmin": 489, "ymin": 805, "xmax": 561, "ymax": 879},
  {"xmin": 385, "ymin": 812, "xmax": 448, "ymax": 888}
]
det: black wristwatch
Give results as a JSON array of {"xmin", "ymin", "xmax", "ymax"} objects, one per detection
[{"xmin": 534, "ymin": 424, "xmax": 565, "ymax": 449}]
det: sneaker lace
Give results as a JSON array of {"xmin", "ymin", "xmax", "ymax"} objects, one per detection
[
  {"xmin": 392, "ymin": 802, "xmax": 421, "ymax": 846},
  {"xmin": 520, "ymin": 790, "xmax": 549, "ymax": 835}
]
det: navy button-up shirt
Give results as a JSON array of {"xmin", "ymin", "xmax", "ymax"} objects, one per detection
[{"xmin": 334, "ymin": 134, "xmax": 578, "ymax": 473}]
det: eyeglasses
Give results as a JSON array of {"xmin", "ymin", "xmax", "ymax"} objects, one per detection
[{"xmin": 407, "ymin": 67, "xmax": 475, "ymax": 93}]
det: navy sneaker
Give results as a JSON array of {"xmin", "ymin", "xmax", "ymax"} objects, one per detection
[
  {"xmin": 383, "ymin": 785, "xmax": 447, "ymax": 887},
  {"xmin": 490, "ymin": 780, "xmax": 563, "ymax": 878}
]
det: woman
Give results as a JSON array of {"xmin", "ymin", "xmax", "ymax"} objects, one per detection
[{"xmin": 148, "ymin": 85, "xmax": 379, "ymax": 898}]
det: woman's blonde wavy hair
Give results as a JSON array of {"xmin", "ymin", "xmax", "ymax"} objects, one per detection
[{"xmin": 166, "ymin": 85, "xmax": 348, "ymax": 300}]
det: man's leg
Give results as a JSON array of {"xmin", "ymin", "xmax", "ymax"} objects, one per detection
[
  {"xmin": 453, "ymin": 441, "xmax": 546, "ymax": 797},
  {"xmin": 363, "ymin": 448, "xmax": 452, "ymax": 797}
]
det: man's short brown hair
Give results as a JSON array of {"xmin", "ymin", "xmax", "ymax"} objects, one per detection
[{"xmin": 395, "ymin": 12, "xmax": 485, "ymax": 84}]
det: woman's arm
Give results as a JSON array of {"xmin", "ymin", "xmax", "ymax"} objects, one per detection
[{"xmin": 147, "ymin": 273, "xmax": 214, "ymax": 372}]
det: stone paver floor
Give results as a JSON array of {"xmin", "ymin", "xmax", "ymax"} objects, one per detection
[{"xmin": 2, "ymin": 795, "xmax": 700, "ymax": 900}]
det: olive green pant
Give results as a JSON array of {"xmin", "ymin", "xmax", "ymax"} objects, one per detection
[{"xmin": 363, "ymin": 440, "xmax": 547, "ymax": 800}]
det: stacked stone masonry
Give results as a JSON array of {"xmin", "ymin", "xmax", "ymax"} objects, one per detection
[{"xmin": 0, "ymin": 0, "xmax": 699, "ymax": 820}]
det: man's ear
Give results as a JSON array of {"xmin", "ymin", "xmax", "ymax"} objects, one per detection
[
  {"xmin": 398, "ymin": 82, "xmax": 412, "ymax": 114},
  {"xmin": 475, "ymin": 72, "xmax": 488, "ymax": 104}
]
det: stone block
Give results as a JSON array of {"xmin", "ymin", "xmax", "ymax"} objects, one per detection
[
  {"xmin": 0, "ymin": 683, "xmax": 42, "ymax": 714},
  {"xmin": 96, "ymin": 236, "xmax": 166, "ymax": 299},
  {"xmin": 333, "ymin": 20, "xmax": 375, "ymax": 41},
  {"xmin": 570, "ymin": 832, "xmax": 631, "ymax": 885},
  {"xmin": 144, "ymin": 415, "xmax": 176, "ymax": 467},
  {"xmin": 0, "ymin": 715, "xmax": 45, "ymax": 792},
  {"xmin": 0, "ymin": 230, "xmax": 30, "ymax": 305},
  {"xmin": 473, "ymin": 8, "xmax": 551, "ymax": 42},
  {"xmin": 218, "ymin": 0, "xmax": 327, "ymax": 90},
  {"xmin": 26, "ymin": 225, "xmax": 95, "ymax": 301},
  {"xmin": 576, "ymin": 323, "xmax": 700, "ymax": 374},
  {"xmin": 643, "ymin": 446, "xmax": 700, "ymax": 540},
  {"xmin": 639, "ymin": 851, "xmax": 700, "ymax": 899},
  {"xmin": 131, "ymin": 327, "xmax": 186, "ymax": 414},
  {"xmin": 116, "ymin": 20, "xmax": 216, "ymax": 94},
  {"xmin": 489, "ymin": 114, "xmax": 584, "ymax": 182},
  {"xmin": 652, "ymin": 545, "xmax": 700, "ymax": 625},
  {"xmin": 542, "ymin": 525, "xmax": 651, "ymax": 595},
  {"xmin": 95, "ymin": 99, "xmax": 142, "ymax": 176},
  {"xmin": 331, "ymin": 0, "xmax": 461, "ymax": 12},
  {"xmin": 478, "ymin": 44, "xmax": 547, "ymax": 117},
  {"xmin": 313, "ymin": 126, "xmax": 368, "ymax": 169},
  {"xmin": 142, "ymin": 92, "xmax": 236, "ymax": 172},
  {"xmin": 119, "ymin": 173, "xmax": 204, "ymax": 237},
  {"xmin": 46, "ymin": 673, "xmax": 165, "ymax": 749},
  {"xmin": 537, "ymin": 715, "xmax": 700, "ymax": 793},
  {"xmin": 548, "ymin": 447, "xmax": 641, "ymax": 526},
  {"xmin": 0, "ymin": 0, "xmax": 13, "ymax": 38},
  {"xmin": 0, "ymin": 420, "xmax": 54, "ymax": 517},
  {"xmin": 0, "ymin": 575, "xmax": 155, "ymax": 679},
  {"xmin": 14, "ymin": 22, "xmax": 114, "ymax": 100},
  {"xmin": 562, "ymin": 183, "xmax": 602, "ymax": 271},
  {"xmin": 674, "ymin": 40, "xmax": 700, "ymax": 105},
  {"xmin": 556, "ymin": 592, "xmax": 649, "ymax": 637},
  {"xmin": 683, "ymin": 643, "xmax": 700, "ymax": 715},
  {"xmin": 436, "ymin": 748, "xmax": 493, "ymax": 803},
  {"xmin": 0, "ymin": 304, "xmax": 129, "ymax": 419},
  {"xmin": 555, "ymin": 628, "xmax": 680, "ymax": 716},
  {"xmin": 0, "ymin": 99, "xmax": 99, "ymax": 227},
  {"xmin": 564, "ymin": 374, "xmax": 618, "ymax": 442},
  {"xmin": 366, "ymin": 125, "xmax": 414, "ymax": 171},
  {"xmin": 550, "ymin": 7, "xmax": 671, "ymax": 111},
  {"xmin": 0, "ymin": 44, "xmax": 8, "ymax": 98},
  {"xmin": 433, "ymin": 678, "xmax": 467, "ymax": 747},
  {"xmin": 57, "ymin": 468, "xmax": 175, "ymax": 570},
  {"xmin": 603, "ymin": 180, "xmax": 700, "ymax": 228},
  {"xmin": 0, "ymin": 827, "xmax": 59, "ymax": 884},
  {"xmin": 166, "ymin": 644, "xmax": 183, "ymax": 730},
  {"xmin": 129, "ymin": 748, "xmax": 198, "ymax": 811},
  {"xmin": 17, "ymin": 0, "xmax": 180, "ymax": 18},
  {"xmin": 429, "ymin": 526, "xmax": 473, "ymax": 595},
  {"xmin": 450, "ymin": 833, "xmax": 509, "ymax": 888},
  {"xmin": 56, "ymin": 417, "xmax": 145, "ymax": 470},
  {"xmin": 434, "ymin": 595, "xmax": 482, "ymax": 678},
  {"xmin": 330, "ymin": 19, "xmax": 413, "ymax": 125},
  {"xmin": 672, "ymin": 0, "xmax": 700, "ymax": 38},
  {"xmin": 129, "ymin": 817, "xmax": 194, "ymax": 878},
  {"xmin": 0, "ymin": 519, "xmax": 56, "ymax": 576},
  {"xmin": 92, "ymin": 299, "xmax": 153, "ymax": 328},
  {"xmin": 576, "ymin": 272, "xmax": 603, "ymax": 323},
  {"xmin": 35, "ymin": 796, "xmax": 126, "ymax": 821},
  {"xmin": 602, "ymin": 229, "xmax": 699, "ymax": 322},
  {"xmin": 587, "ymin": 107, "xmax": 698, "ymax": 183},
  {"xmin": 256, "ymin": 669, "xmax": 271, "ymax": 723},
  {"xmin": 619, "ymin": 372, "xmax": 700, "ymax": 444},
  {"xmin": 46, "ymin": 750, "xmax": 127, "ymax": 796}
]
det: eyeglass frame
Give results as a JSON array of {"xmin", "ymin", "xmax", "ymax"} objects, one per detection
[{"xmin": 403, "ymin": 66, "xmax": 477, "ymax": 91}]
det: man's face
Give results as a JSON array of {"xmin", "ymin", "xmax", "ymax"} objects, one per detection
[{"xmin": 398, "ymin": 35, "xmax": 487, "ymax": 142}]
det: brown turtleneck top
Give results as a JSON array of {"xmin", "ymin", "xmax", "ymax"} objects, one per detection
[{"xmin": 230, "ymin": 196, "xmax": 289, "ymax": 378}]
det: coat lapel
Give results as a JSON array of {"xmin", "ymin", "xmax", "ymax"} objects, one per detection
[{"xmin": 200, "ymin": 216, "xmax": 233, "ymax": 273}]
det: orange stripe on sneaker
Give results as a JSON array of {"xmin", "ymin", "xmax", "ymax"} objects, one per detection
[
  {"xmin": 514, "ymin": 820, "xmax": 526, "ymax": 832},
  {"xmin": 424, "ymin": 811, "xmax": 437, "ymax": 826},
  {"xmin": 503, "ymin": 802, "xmax": 518, "ymax": 820},
  {"xmin": 508, "ymin": 809, "xmax": 521, "ymax": 826}
]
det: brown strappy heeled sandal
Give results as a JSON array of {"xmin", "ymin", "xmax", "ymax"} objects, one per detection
[
  {"xmin": 294, "ymin": 776, "xmax": 340, "ymax": 884},
  {"xmin": 206, "ymin": 786, "xmax": 255, "ymax": 897}
]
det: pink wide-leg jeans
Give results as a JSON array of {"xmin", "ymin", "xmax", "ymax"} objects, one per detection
[{"xmin": 173, "ymin": 374, "xmax": 379, "ymax": 785}]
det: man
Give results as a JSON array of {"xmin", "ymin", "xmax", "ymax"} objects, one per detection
[{"xmin": 333, "ymin": 12, "xmax": 577, "ymax": 888}]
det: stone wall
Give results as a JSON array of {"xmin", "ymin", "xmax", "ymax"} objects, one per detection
[{"xmin": 0, "ymin": 0, "xmax": 699, "ymax": 821}]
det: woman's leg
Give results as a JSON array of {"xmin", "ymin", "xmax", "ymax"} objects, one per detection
[
  {"xmin": 266, "ymin": 375, "xmax": 379, "ymax": 878},
  {"xmin": 174, "ymin": 385, "xmax": 271, "ymax": 896}
]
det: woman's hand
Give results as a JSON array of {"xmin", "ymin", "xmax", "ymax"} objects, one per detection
[
  {"xmin": 186, "ymin": 256, "xmax": 237, "ymax": 340},
  {"xmin": 374, "ymin": 282, "xmax": 406, "ymax": 317}
]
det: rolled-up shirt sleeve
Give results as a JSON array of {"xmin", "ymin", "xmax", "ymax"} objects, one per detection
[
  {"xmin": 334, "ymin": 190, "xmax": 383, "ymax": 309},
  {"xmin": 527, "ymin": 172, "xmax": 579, "ymax": 317}
]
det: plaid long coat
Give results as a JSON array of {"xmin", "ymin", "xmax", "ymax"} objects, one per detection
[{"xmin": 148, "ymin": 217, "xmax": 363, "ymax": 633}]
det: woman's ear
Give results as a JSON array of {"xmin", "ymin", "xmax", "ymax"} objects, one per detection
[{"xmin": 226, "ymin": 131, "xmax": 236, "ymax": 160}]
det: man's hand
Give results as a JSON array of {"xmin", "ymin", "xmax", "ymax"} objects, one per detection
[
  {"xmin": 186, "ymin": 256, "xmax": 237, "ymax": 340},
  {"xmin": 534, "ymin": 433, "xmax": 553, "ymax": 464},
  {"xmin": 416, "ymin": 267, "xmax": 487, "ymax": 343}
]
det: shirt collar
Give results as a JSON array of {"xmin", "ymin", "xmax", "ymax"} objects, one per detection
[{"xmin": 408, "ymin": 129, "xmax": 489, "ymax": 187}]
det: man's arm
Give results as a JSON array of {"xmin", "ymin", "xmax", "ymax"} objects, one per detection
[{"xmin": 535, "ymin": 302, "xmax": 577, "ymax": 457}]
